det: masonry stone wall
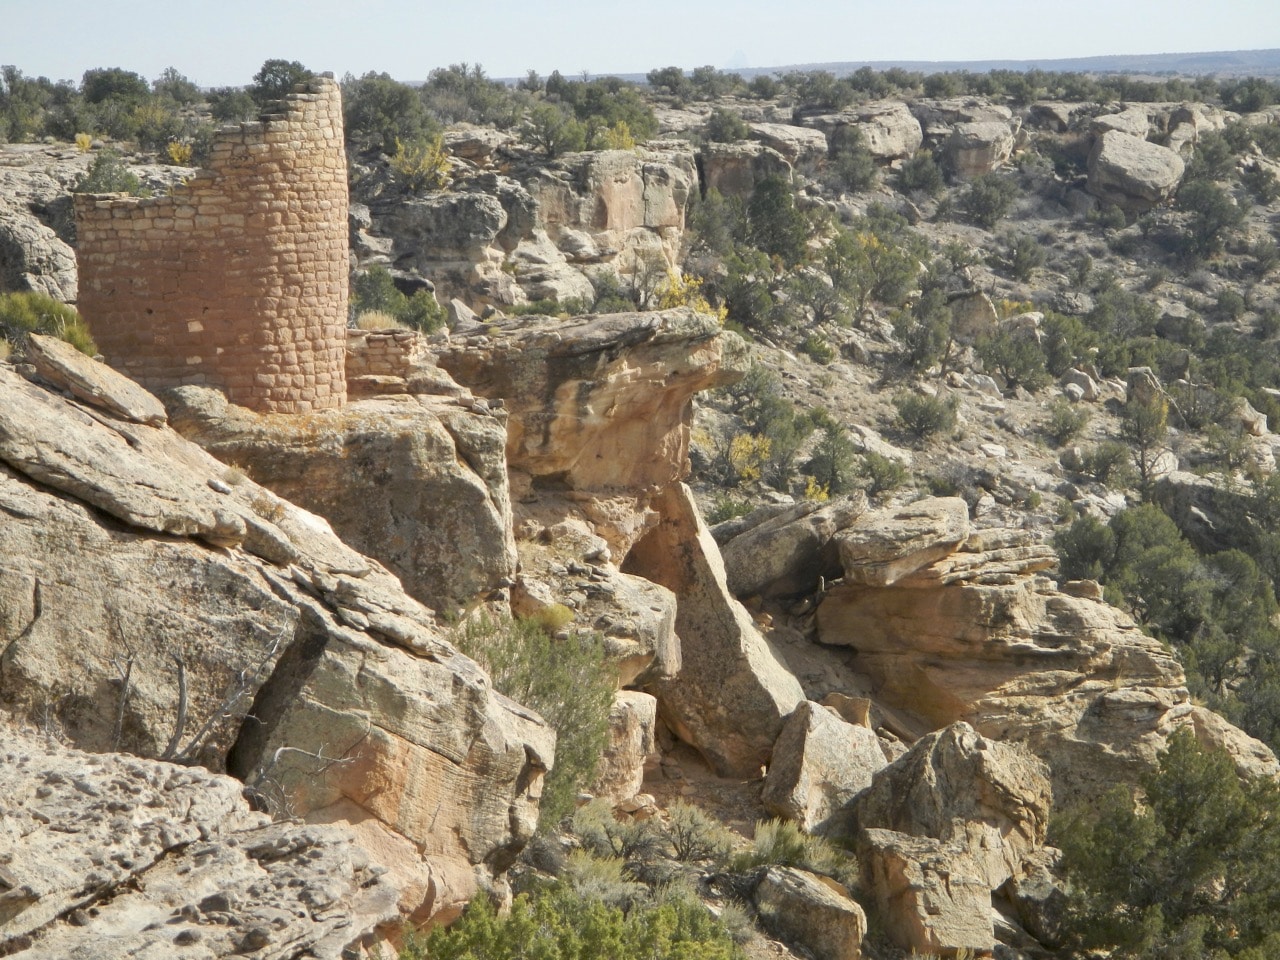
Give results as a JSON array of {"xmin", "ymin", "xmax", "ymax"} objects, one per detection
[
  {"xmin": 345, "ymin": 328, "xmax": 430, "ymax": 379},
  {"xmin": 74, "ymin": 77, "xmax": 349, "ymax": 413}
]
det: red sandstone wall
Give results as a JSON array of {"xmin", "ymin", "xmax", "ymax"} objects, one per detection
[{"xmin": 74, "ymin": 77, "xmax": 349, "ymax": 413}]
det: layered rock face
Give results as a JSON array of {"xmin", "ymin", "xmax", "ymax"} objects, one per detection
[
  {"xmin": 368, "ymin": 145, "xmax": 696, "ymax": 308},
  {"xmin": 811, "ymin": 497, "xmax": 1277, "ymax": 805},
  {"xmin": 0, "ymin": 339, "xmax": 554, "ymax": 925},
  {"xmin": 435, "ymin": 308, "xmax": 807, "ymax": 777}
]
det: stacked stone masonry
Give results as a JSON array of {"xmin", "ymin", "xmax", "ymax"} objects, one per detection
[
  {"xmin": 74, "ymin": 77, "xmax": 349, "ymax": 413},
  {"xmin": 345, "ymin": 328, "xmax": 430, "ymax": 379}
]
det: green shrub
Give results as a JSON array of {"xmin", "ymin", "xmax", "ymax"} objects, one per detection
[
  {"xmin": 452, "ymin": 616, "xmax": 615, "ymax": 831},
  {"xmin": 523, "ymin": 102, "xmax": 586, "ymax": 157},
  {"xmin": 1044, "ymin": 399, "xmax": 1090, "ymax": 447},
  {"xmin": 705, "ymin": 107, "xmax": 749, "ymax": 143},
  {"xmin": 892, "ymin": 391, "xmax": 958, "ymax": 443},
  {"xmin": 803, "ymin": 423, "xmax": 859, "ymax": 494},
  {"xmin": 730, "ymin": 819, "xmax": 854, "ymax": 887},
  {"xmin": 961, "ymin": 173, "xmax": 1017, "ymax": 229},
  {"xmin": 747, "ymin": 175, "xmax": 809, "ymax": 267},
  {"xmin": 978, "ymin": 328, "xmax": 1050, "ymax": 393},
  {"xmin": 73, "ymin": 148, "xmax": 147, "ymax": 196},
  {"xmin": 250, "ymin": 59, "xmax": 312, "ymax": 107},
  {"xmin": 707, "ymin": 495, "xmax": 753, "ymax": 525},
  {"xmin": 661, "ymin": 800, "xmax": 734, "ymax": 864},
  {"xmin": 0, "ymin": 292, "xmax": 96, "ymax": 355},
  {"xmin": 412, "ymin": 879, "xmax": 743, "ymax": 960},
  {"xmin": 897, "ymin": 151, "xmax": 944, "ymax": 196},
  {"xmin": 1053, "ymin": 731, "xmax": 1280, "ymax": 959},
  {"xmin": 390, "ymin": 134, "xmax": 450, "ymax": 193},
  {"xmin": 826, "ymin": 126, "xmax": 877, "ymax": 194},
  {"xmin": 1242, "ymin": 163, "xmax": 1280, "ymax": 205},
  {"xmin": 350, "ymin": 267, "xmax": 445, "ymax": 333},
  {"xmin": 573, "ymin": 799, "xmax": 663, "ymax": 861},
  {"xmin": 857, "ymin": 451, "xmax": 908, "ymax": 496},
  {"xmin": 996, "ymin": 233, "xmax": 1046, "ymax": 281},
  {"xmin": 1074, "ymin": 440, "xmax": 1135, "ymax": 487},
  {"xmin": 1175, "ymin": 180, "xmax": 1245, "ymax": 261},
  {"xmin": 799, "ymin": 332, "xmax": 835, "ymax": 364}
]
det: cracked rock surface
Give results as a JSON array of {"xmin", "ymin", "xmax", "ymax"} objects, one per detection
[{"xmin": 0, "ymin": 724, "xmax": 399, "ymax": 958}]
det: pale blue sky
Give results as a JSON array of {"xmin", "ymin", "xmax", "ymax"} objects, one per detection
[{"xmin": 3, "ymin": 0, "xmax": 1278, "ymax": 87}]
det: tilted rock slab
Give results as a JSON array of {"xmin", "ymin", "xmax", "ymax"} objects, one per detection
[
  {"xmin": 0, "ymin": 353, "xmax": 554, "ymax": 924},
  {"xmin": 0, "ymin": 726, "xmax": 399, "ymax": 958},
  {"xmin": 625, "ymin": 483, "xmax": 804, "ymax": 777}
]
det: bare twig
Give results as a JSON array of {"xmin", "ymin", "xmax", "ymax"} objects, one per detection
[
  {"xmin": 161, "ymin": 655, "xmax": 187, "ymax": 761},
  {"xmin": 170, "ymin": 627, "xmax": 287, "ymax": 765},
  {"xmin": 110, "ymin": 657, "xmax": 133, "ymax": 751}
]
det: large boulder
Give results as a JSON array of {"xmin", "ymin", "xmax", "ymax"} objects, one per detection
[
  {"xmin": 717, "ymin": 494, "xmax": 867, "ymax": 599},
  {"xmin": 944, "ymin": 121, "xmax": 1016, "ymax": 178},
  {"xmin": 835, "ymin": 497, "xmax": 970, "ymax": 587},
  {"xmin": 753, "ymin": 867, "xmax": 868, "ymax": 960},
  {"xmin": 0, "ymin": 208, "xmax": 78, "ymax": 301},
  {"xmin": 594, "ymin": 690, "xmax": 659, "ymax": 803},
  {"xmin": 699, "ymin": 141, "xmax": 792, "ymax": 198},
  {"xmin": 0, "ymin": 725, "xmax": 399, "ymax": 958},
  {"xmin": 854, "ymin": 723, "xmax": 1052, "ymax": 889},
  {"xmin": 0, "ymin": 354, "xmax": 554, "ymax": 924},
  {"xmin": 762, "ymin": 700, "xmax": 888, "ymax": 832},
  {"xmin": 1087, "ymin": 130, "xmax": 1185, "ymax": 212},
  {"xmin": 853, "ymin": 101, "xmax": 925, "ymax": 160},
  {"xmin": 861, "ymin": 829, "xmax": 994, "ymax": 956},
  {"xmin": 1091, "ymin": 106, "xmax": 1151, "ymax": 139},
  {"xmin": 749, "ymin": 122, "xmax": 830, "ymax": 173}
]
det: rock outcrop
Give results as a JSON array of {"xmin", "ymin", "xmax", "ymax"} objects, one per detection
[
  {"xmin": 1087, "ymin": 130, "xmax": 1185, "ymax": 212},
  {"xmin": 165, "ymin": 378, "xmax": 516, "ymax": 614},
  {"xmin": 0, "ymin": 345, "xmax": 554, "ymax": 924},
  {"xmin": 366, "ymin": 145, "xmax": 696, "ymax": 309},
  {"xmin": 435, "ymin": 308, "xmax": 748, "ymax": 555},
  {"xmin": 816, "ymin": 504, "xmax": 1276, "ymax": 805},
  {"xmin": 0, "ymin": 725, "xmax": 399, "ymax": 957},
  {"xmin": 855, "ymin": 723, "xmax": 1052, "ymax": 956}
]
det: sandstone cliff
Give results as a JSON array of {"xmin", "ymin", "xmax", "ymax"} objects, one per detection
[{"xmin": 0, "ymin": 336, "xmax": 554, "ymax": 930}]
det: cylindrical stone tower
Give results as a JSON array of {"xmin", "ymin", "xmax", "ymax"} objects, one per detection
[{"xmin": 74, "ymin": 76, "xmax": 349, "ymax": 413}]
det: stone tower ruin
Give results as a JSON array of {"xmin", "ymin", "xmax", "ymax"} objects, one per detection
[{"xmin": 74, "ymin": 76, "xmax": 349, "ymax": 413}]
